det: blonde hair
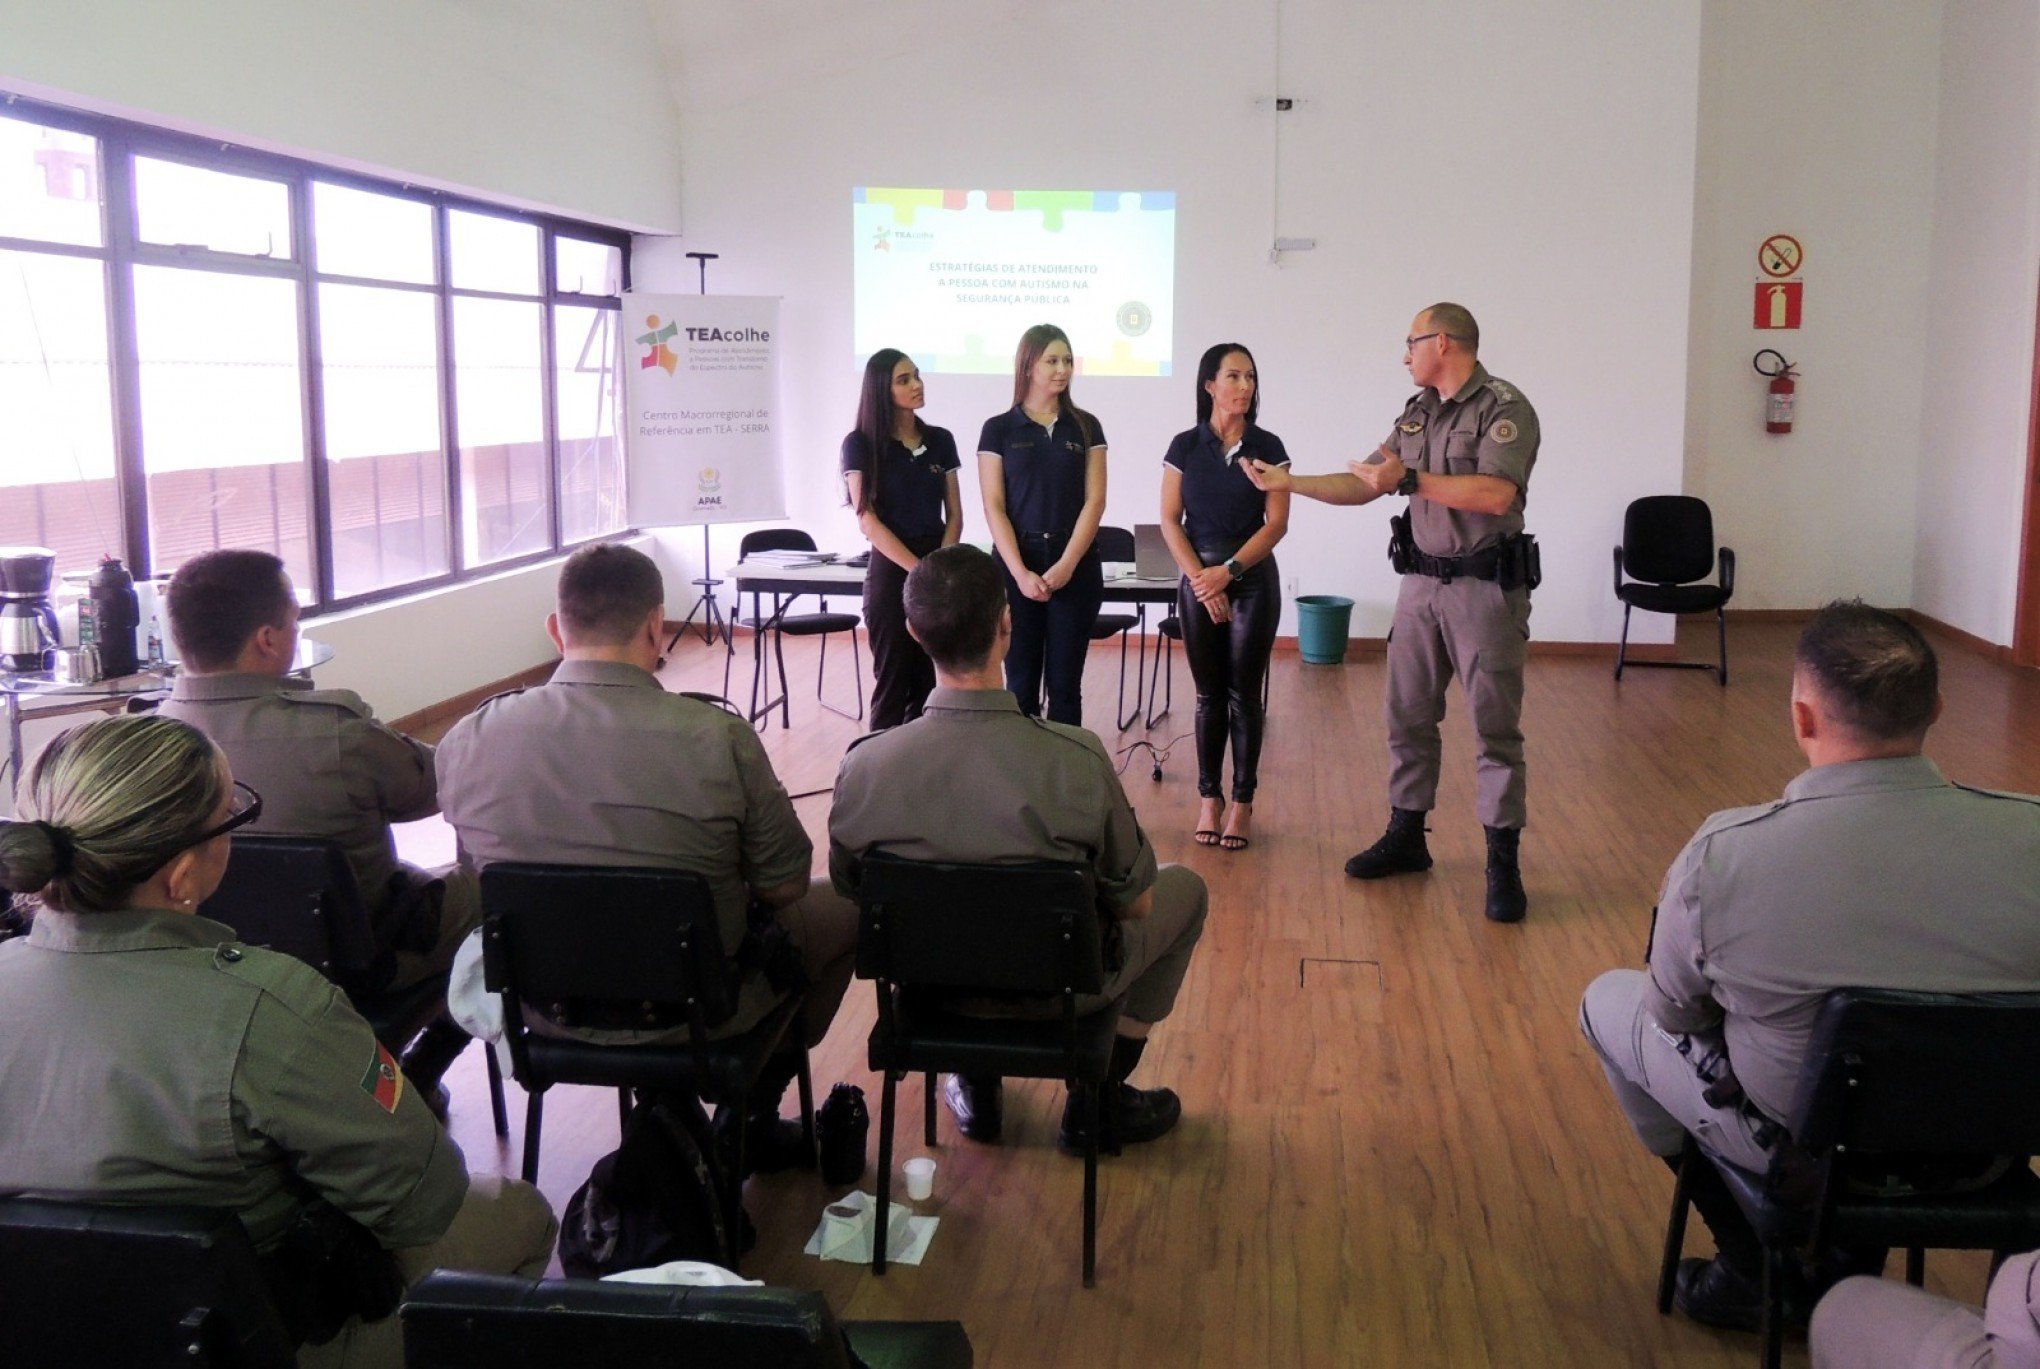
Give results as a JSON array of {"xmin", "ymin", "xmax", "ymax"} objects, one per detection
[{"xmin": 0, "ymin": 714, "xmax": 225, "ymax": 916}]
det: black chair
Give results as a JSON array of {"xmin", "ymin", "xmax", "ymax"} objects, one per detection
[
  {"xmin": 402, "ymin": 1270, "xmax": 974, "ymax": 1369},
  {"xmin": 855, "ymin": 851, "xmax": 1123, "ymax": 1286},
  {"xmin": 1614, "ymin": 494, "xmax": 1735, "ymax": 685},
  {"xmin": 1657, "ymin": 988, "xmax": 2040, "ymax": 1369},
  {"xmin": 201, "ymin": 834, "xmax": 507, "ymax": 1136},
  {"xmin": 0, "ymin": 1197, "xmax": 297, "ymax": 1368},
  {"xmin": 479, "ymin": 862, "xmax": 816, "ymax": 1267},
  {"xmin": 1090, "ymin": 526, "xmax": 1150, "ymax": 731},
  {"xmin": 726, "ymin": 527, "xmax": 863, "ymax": 727}
]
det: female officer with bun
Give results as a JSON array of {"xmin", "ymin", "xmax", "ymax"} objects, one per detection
[
  {"xmin": 1160, "ymin": 342, "xmax": 1290, "ymax": 851},
  {"xmin": 842, "ymin": 347, "xmax": 964, "ymax": 729},
  {"xmin": 977, "ymin": 323, "xmax": 1108, "ymax": 725},
  {"xmin": 0, "ymin": 713, "xmax": 553, "ymax": 1367}
]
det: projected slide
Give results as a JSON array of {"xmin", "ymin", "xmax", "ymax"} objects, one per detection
[{"xmin": 853, "ymin": 188, "xmax": 1175, "ymax": 376}]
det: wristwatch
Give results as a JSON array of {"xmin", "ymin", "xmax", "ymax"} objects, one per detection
[
  {"xmin": 1224, "ymin": 558, "xmax": 1246, "ymax": 581},
  {"xmin": 1395, "ymin": 467, "xmax": 1421, "ymax": 497}
]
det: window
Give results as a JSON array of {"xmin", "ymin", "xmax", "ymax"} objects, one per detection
[{"xmin": 0, "ymin": 99, "xmax": 631, "ymax": 614}]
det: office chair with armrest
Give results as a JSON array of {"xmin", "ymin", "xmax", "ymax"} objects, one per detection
[
  {"xmin": 0, "ymin": 1197, "xmax": 297, "ymax": 1369},
  {"xmin": 1614, "ymin": 494, "xmax": 1736, "ymax": 685},
  {"xmin": 201, "ymin": 834, "xmax": 506, "ymax": 1136},
  {"xmin": 480, "ymin": 862, "xmax": 815, "ymax": 1270},
  {"xmin": 855, "ymin": 851, "xmax": 1123, "ymax": 1286},
  {"xmin": 1657, "ymin": 988, "xmax": 2040, "ymax": 1369},
  {"xmin": 726, "ymin": 527, "xmax": 864, "ymax": 727},
  {"xmin": 402, "ymin": 1270, "xmax": 973, "ymax": 1369}
]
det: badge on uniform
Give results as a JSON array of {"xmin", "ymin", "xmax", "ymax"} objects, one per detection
[
  {"xmin": 1491, "ymin": 419, "xmax": 1519, "ymax": 444},
  {"xmin": 1398, "ymin": 421, "xmax": 1424, "ymax": 434},
  {"xmin": 361, "ymin": 1042, "xmax": 405, "ymax": 1113}
]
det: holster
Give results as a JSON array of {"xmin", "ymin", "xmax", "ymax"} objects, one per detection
[
  {"xmin": 737, "ymin": 905, "xmax": 810, "ymax": 997},
  {"xmin": 1387, "ymin": 510, "xmax": 1415, "ymax": 575},
  {"xmin": 1497, "ymin": 534, "xmax": 1542, "ymax": 592},
  {"xmin": 260, "ymin": 1198, "xmax": 405, "ymax": 1347}
]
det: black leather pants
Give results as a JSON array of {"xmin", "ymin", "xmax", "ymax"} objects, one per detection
[{"xmin": 1178, "ymin": 554, "xmax": 1280, "ymax": 801}]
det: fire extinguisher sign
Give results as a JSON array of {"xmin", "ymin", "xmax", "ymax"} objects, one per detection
[{"xmin": 1754, "ymin": 280, "xmax": 1803, "ymax": 329}]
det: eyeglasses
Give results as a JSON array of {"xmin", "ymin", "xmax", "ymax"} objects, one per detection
[
  {"xmin": 191, "ymin": 781, "xmax": 263, "ymax": 846},
  {"xmin": 1405, "ymin": 332, "xmax": 1441, "ymax": 348}
]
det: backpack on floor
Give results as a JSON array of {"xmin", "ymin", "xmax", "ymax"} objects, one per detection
[{"xmin": 558, "ymin": 1092, "xmax": 734, "ymax": 1276}]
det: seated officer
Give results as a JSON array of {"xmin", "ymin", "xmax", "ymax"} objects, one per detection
[
  {"xmin": 434, "ymin": 542, "xmax": 858, "ymax": 1163},
  {"xmin": 828, "ymin": 543, "xmax": 1208, "ymax": 1152},
  {"xmin": 161, "ymin": 550, "xmax": 477, "ymax": 1091},
  {"xmin": 1811, "ymin": 1251, "xmax": 2040, "ymax": 1368},
  {"xmin": 1580, "ymin": 602, "xmax": 2040, "ymax": 1330}
]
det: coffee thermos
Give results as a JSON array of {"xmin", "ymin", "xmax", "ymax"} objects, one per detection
[
  {"xmin": 0, "ymin": 547, "xmax": 60, "ymax": 673},
  {"xmin": 84, "ymin": 556, "xmax": 139, "ymax": 678},
  {"xmin": 816, "ymin": 1082, "xmax": 870, "ymax": 1185}
]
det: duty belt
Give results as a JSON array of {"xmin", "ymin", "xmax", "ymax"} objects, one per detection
[{"xmin": 1408, "ymin": 546, "xmax": 1502, "ymax": 584}]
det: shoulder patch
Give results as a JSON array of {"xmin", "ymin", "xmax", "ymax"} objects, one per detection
[
  {"xmin": 1398, "ymin": 420, "xmax": 1424, "ymax": 435},
  {"xmin": 360, "ymin": 1041, "xmax": 404, "ymax": 1113},
  {"xmin": 1491, "ymin": 419, "xmax": 1519, "ymax": 445},
  {"xmin": 1489, "ymin": 380, "xmax": 1518, "ymax": 403}
]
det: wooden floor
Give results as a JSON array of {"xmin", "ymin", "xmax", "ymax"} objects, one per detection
[{"xmin": 426, "ymin": 618, "xmax": 2040, "ymax": 1367}]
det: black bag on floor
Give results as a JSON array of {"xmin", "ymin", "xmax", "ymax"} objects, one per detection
[{"xmin": 558, "ymin": 1093, "xmax": 734, "ymax": 1275}]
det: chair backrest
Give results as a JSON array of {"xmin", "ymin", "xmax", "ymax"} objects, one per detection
[
  {"xmin": 479, "ymin": 862, "xmax": 736, "ymax": 1041},
  {"xmin": 1620, "ymin": 495, "xmax": 1715, "ymax": 585},
  {"xmin": 1093, "ymin": 525, "xmax": 1135, "ymax": 563},
  {"xmin": 1789, "ymin": 988, "xmax": 2040, "ymax": 1156},
  {"xmin": 739, "ymin": 528, "xmax": 817, "ymax": 557},
  {"xmin": 200, "ymin": 835, "xmax": 376, "ymax": 981},
  {"xmin": 0, "ymin": 1197, "xmax": 297, "ymax": 1368},
  {"xmin": 402, "ymin": 1270, "xmax": 854, "ymax": 1369},
  {"xmin": 854, "ymin": 851, "xmax": 1106, "ymax": 997}
]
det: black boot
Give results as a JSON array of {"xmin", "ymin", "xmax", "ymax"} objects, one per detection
[
  {"xmin": 399, "ymin": 1016, "xmax": 471, "ymax": 1117},
  {"xmin": 735, "ymin": 1053, "xmax": 814, "ymax": 1173},
  {"xmin": 1483, "ymin": 825, "xmax": 1527, "ymax": 923},
  {"xmin": 1058, "ymin": 1037, "xmax": 1180, "ymax": 1156},
  {"xmin": 1661, "ymin": 1152, "xmax": 1807, "ymax": 1331},
  {"xmin": 1344, "ymin": 808, "xmax": 1433, "ymax": 879}
]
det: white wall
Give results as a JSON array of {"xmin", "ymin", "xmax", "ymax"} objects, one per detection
[
  {"xmin": 1681, "ymin": 1, "xmax": 1943, "ymax": 613},
  {"xmin": 1912, "ymin": 1, "xmax": 2040, "ymax": 643},
  {"xmin": 642, "ymin": 0, "xmax": 1702, "ymax": 645},
  {"xmin": 0, "ymin": 0, "xmax": 683, "ymax": 232}
]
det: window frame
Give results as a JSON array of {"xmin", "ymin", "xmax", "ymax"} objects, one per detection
[{"xmin": 0, "ymin": 95, "xmax": 634, "ymax": 618}]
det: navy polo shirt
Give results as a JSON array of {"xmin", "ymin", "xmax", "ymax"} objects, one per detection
[
  {"xmin": 1162, "ymin": 423, "xmax": 1290, "ymax": 548},
  {"xmin": 977, "ymin": 405, "xmax": 1107, "ymax": 536},
  {"xmin": 840, "ymin": 425, "xmax": 961, "ymax": 544}
]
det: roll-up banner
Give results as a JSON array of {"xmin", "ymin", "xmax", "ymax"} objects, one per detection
[{"xmin": 622, "ymin": 294, "xmax": 786, "ymax": 527}]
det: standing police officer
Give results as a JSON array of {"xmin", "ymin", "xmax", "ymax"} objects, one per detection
[{"xmin": 1247, "ymin": 303, "xmax": 1539, "ymax": 922}]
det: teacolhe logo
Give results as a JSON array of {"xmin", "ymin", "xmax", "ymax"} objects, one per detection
[
  {"xmin": 872, "ymin": 225, "xmax": 890, "ymax": 252},
  {"xmin": 637, "ymin": 314, "xmax": 679, "ymax": 375}
]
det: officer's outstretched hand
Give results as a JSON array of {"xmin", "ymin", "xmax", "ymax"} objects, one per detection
[
  {"xmin": 1350, "ymin": 445, "xmax": 1404, "ymax": 496},
  {"xmin": 1242, "ymin": 459, "xmax": 1290, "ymax": 493}
]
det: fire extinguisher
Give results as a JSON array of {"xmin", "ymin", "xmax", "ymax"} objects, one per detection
[{"xmin": 1753, "ymin": 349, "xmax": 1796, "ymax": 434}]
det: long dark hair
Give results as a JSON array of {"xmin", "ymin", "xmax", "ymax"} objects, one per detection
[
  {"xmin": 1010, "ymin": 323, "xmax": 1097, "ymax": 447},
  {"xmin": 1194, "ymin": 342, "xmax": 1260, "ymax": 429},
  {"xmin": 848, "ymin": 348, "xmax": 917, "ymax": 515}
]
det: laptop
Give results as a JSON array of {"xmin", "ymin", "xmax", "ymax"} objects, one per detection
[{"xmin": 1133, "ymin": 524, "xmax": 1174, "ymax": 579}]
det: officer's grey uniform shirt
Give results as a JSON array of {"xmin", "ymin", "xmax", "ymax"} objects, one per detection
[
  {"xmin": 0, "ymin": 909, "xmax": 466, "ymax": 1251},
  {"xmin": 160, "ymin": 672, "xmax": 438, "ymax": 913},
  {"xmin": 433, "ymin": 657, "xmax": 812, "ymax": 957},
  {"xmin": 1384, "ymin": 362, "xmax": 1539, "ymax": 556},
  {"xmin": 827, "ymin": 686, "xmax": 1157, "ymax": 910},
  {"xmin": 1645, "ymin": 755, "xmax": 2040, "ymax": 1123}
]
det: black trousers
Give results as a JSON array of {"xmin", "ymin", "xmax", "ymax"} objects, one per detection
[
  {"xmin": 1003, "ymin": 532, "xmax": 1103, "ymax": 726},
  {"xmin": 863, "ymin": 533, "xmax": 942, "ymax": 730},
  {"xmin": 1178, "ymin": 554, "xmax": 1280, "ymax": 801}
]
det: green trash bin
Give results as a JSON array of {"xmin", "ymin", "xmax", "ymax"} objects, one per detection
[{"xmin": 1295, "ymin": 595, "xmax": 1355, "ymax": 664}]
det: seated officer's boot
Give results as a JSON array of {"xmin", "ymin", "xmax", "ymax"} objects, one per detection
[
  {"xmin": 399, "ymin": 1016, "xmax": 472, "ymax": 1104},
  {"xmin": 943, "ymin": 1074, "xmax": 1003, "ymax": 1143},
  {"xmin": 1483, "ymin": 825, "xmax": 1527, "ymax": 923},
  {"xmin": 1344, "ymin": 808, "xmax": 1433, "ymax": 879},
  {"xmin": 1058, "ymin": 1037, "xmax": 1181, "ymax": 1156}
]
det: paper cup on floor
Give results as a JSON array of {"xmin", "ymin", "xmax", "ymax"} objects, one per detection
[{"xmin": 903, "ymin": 1157, "xmax": 936, "ymax": 1201}]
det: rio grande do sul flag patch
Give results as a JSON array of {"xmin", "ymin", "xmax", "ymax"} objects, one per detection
[{"xmin": 360, "ymin": 1042, "xmax": 405, "ymax": 1113}]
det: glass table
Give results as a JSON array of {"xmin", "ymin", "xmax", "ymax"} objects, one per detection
[{"xmin": 2, "ymin": 638, "xmax": 333, "ymax": 799}]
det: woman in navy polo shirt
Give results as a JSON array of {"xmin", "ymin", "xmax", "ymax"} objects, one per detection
[
  {"xmin": 841, "ymin": 348, "xmax": 963, "ymax": 728},
  {"xmin": 1160, "ymin": 342, "xmax": 1291, "ymax": 850},
  {"xmin": 978, "ymin": 324, "xmax": 1108, "ymax": 724}
]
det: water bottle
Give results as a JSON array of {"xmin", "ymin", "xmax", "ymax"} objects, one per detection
[
  {"xmin": 816, "ymin": 1082, "xmax": 869, "ymax": 1186},
  {"xmin": 88, "ymin": 557, "xmax": 139, "ymax": 677}
]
